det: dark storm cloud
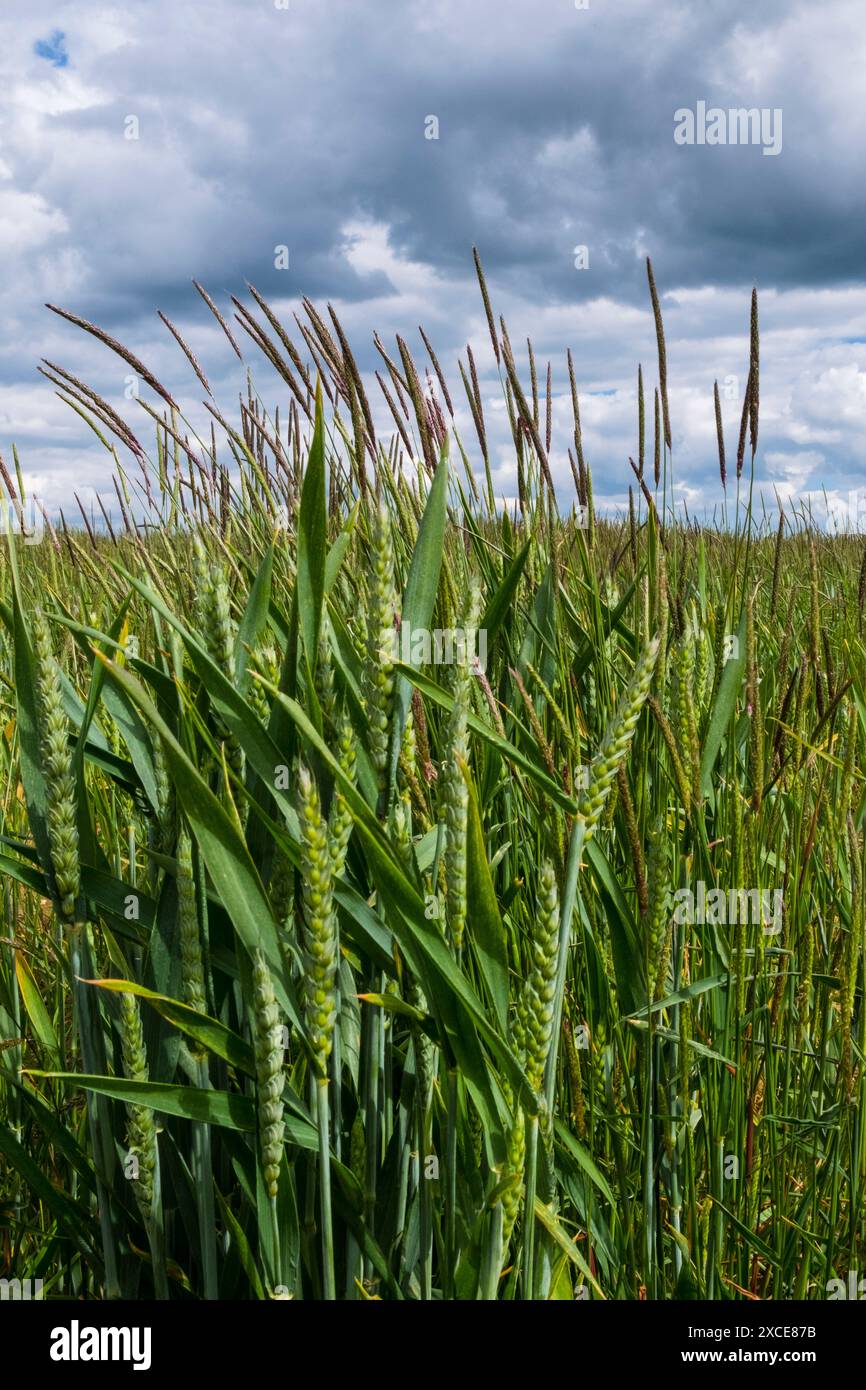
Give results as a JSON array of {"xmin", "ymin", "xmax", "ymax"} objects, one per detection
[{"xmin": 13, "ymin": 0, "xmax": 866, "ymax": 317}]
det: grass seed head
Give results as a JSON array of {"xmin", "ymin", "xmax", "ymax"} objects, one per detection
[
  {"xmin": 442, "ymin": 578, "xmax": 483, "ymax": 952},
  {"xmin": 364, "ymin": 503, "xmax": 398, "ymax": 786},
  {"xmin": 177, "ymin": 828, "xmax": 207, "ymax": 1020},
  {"xmin": 577, "ymin": 635, "xmax": 660, "ymax": 843},
  {"xmin": 119, "ymin": 990, "xmax": 157, "ymax": 1216},
  {"xmin": 518, "ymin": 859, "xmax": 561, "ymax": 1094},
  {"xmin": 298, "ymin": 766, "xmax": 338, "ymax": 1072},
  {"xmin": 251, "ymin": 948, "xmax": 285, "ymax": 1199},
  {"xmin": 32, "ymin": 609, "xmax": 80, "ymax": 924}
]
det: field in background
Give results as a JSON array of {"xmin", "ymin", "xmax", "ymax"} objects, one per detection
[{"xmin": 0, "ymin": 257, "xmax": 864, "ymax": 1301}]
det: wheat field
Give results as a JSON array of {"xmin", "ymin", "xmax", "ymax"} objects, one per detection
[{"xmin": 0, "ymin": 256, "xmax": 863, "ymax": 1301}]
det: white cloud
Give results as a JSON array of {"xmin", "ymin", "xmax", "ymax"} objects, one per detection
[{"xmin": 0, "ymin": 189, "xmax": 67, "ymax": 253}]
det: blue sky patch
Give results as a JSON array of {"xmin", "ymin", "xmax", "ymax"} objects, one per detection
[{"xmin": 34, "ymin": 30, "xmax": 69, "ymax": 68}]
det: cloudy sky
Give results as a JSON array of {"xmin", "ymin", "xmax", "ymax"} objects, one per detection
[{"xmin": 1, "ymin": 0, "xmax": 865, "ymax": 526}]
